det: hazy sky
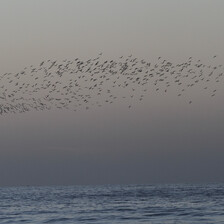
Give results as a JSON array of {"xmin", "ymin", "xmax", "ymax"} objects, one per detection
[{"xmin": 1, "ymin": 0, "xmax": 224, "ymax": 186}]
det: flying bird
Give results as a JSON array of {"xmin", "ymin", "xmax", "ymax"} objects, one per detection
[{"xmin": 0, "ymin": 54, "xmax": 223, "ymax": 115}]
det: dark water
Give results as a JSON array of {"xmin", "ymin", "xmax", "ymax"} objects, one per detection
[{"xmin": 1, "ymin": 184, "xmax": 224, "ymax": 223}]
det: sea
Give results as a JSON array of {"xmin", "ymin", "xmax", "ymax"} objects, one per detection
[{"xmin": 1, "ymin": 184, "xmax": 224, "ymax": 224}]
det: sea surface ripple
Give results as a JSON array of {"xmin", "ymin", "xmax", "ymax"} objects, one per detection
[{"xmin": 1, "ymin": 184, "xmax": 224, "ymax": 223}]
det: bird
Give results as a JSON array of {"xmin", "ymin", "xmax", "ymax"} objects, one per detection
[{"xmin": 0, "ymin": 54, "xmax": 223, "ymax": 115}]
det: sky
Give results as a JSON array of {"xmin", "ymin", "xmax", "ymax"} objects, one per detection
[{"xmin": 0, "ymin": 0, "xmax": 224, "ymax": 186}]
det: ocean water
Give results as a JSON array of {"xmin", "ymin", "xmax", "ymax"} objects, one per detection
[{"xmin": 0, "ymin": 184, "xmax": 224, "ymax": 223}]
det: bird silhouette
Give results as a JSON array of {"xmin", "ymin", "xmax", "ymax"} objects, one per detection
[{"xmin": 0, "ymin": 54, "xmax": 223, "ymax": 115}]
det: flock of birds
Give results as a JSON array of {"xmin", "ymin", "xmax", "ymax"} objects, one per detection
[{"xmin": 0, "ymin": 54, "xmax": 223, "ymax": 115}]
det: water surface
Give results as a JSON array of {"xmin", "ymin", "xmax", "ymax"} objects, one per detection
[{"xmin": 1, "ymin": 184, "xmax": 224, "ymax": 223}]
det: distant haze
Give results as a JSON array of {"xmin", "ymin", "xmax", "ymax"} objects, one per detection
[{"xmin": 0, "ymin": 0, "xmax": 224, "ymax": 186}]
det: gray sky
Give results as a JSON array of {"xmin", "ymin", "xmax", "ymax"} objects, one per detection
[{"xmin": 0, "ymin": 0, "xmax": 224, "ymax": 186}]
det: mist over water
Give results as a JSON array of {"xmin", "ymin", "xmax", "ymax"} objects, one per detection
[
  {"xmin": 1, "ymin": 1, "xmax": 224, "ymax": 223},
  {"xmin": 1, "ymin": 5, "xmax": 224, "ymax": 224},
  {"xmin": 1, "ymin": 54, "xmax": 224, "ymax": 186}
]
